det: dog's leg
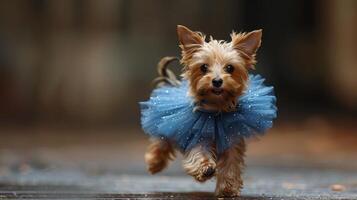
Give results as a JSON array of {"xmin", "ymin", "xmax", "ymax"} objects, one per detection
[
  {"xmin": 182, "ymin": 144, "xmax": 216, "ymax": 182},
  {"xmin": 145, "ymin": 138, "xmax": 175, "ymax": 174},
  {"xmin": 215, "ymin": 139, "xmax": 246, "ymax": 197}
]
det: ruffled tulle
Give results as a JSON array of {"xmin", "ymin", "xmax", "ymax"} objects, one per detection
[{"xmin": 140, "ymin": 74, "xmax": 277, "ymax": 153}]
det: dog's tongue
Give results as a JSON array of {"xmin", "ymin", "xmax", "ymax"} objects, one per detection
[{"xmin": 212, "ymin": 88, "xmax": 223, "ymax": 95}]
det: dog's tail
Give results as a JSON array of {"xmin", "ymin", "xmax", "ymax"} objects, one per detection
[{"xmin": 152, "ymin": 56, "xmax": 181, "ymax": 87}]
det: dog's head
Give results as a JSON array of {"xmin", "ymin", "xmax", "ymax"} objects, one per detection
[{"xmin": 177, "ymin": 25, "xmax": 262, "ymax": 112}]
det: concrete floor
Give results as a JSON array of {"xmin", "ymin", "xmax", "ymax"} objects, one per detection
[
  {"xmin": 1, "ymin": 166, "xmax": 357, "ymax": 199},
  {"xmin": 0, "ymin": 125, "xmax": 356, "ymax": 199}
]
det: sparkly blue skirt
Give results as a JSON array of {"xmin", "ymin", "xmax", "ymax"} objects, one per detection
[{"xmin": 140, "ymin": 74, "xmax": 277, "ymax": 154}]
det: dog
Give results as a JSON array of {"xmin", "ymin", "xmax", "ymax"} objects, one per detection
[{"xmin": 144, "ymin": 25, "xmax": 264, "ymax": 197}]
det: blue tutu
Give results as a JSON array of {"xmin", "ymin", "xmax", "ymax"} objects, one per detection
[{"xmin": 140, "ymin": 74, "xmax": 277, "ymax": 154}]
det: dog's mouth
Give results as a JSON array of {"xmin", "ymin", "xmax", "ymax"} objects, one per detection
[{"xmin": 211, "ymin": 88, "xmax": 223, "ymax": 95}]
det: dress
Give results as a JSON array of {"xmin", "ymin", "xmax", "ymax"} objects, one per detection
[{"xmin": 140, "ymin": 74, "xmax": 277, "ymax": 154}]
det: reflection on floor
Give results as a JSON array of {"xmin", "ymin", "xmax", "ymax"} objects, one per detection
[{"xmin": 0, "ymin": 120, "xmax": 356, "ymax": 199}]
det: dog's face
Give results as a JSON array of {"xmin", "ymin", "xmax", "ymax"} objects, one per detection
[{"xmin": 177, "ymin": 25, "xmax": 262, "ymax": 112}]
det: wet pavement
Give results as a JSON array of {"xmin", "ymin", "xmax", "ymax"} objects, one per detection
[
  {"xmin": 0, "ymin": 166, "xmax": 357, "ymax": 199},
  {"xmin": 0, "ymin": 126, "xmax": 356, "ymax": 199}
]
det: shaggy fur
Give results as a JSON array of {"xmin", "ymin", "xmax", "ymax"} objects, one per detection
[{"xmin": 145, "ymin": 25, "xmax": 262, "ymax": 197}]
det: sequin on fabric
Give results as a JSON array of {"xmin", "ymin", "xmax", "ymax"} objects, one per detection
[{"xmin": 140, "ymin": 74, "xmax": 277, "ymax": 153}]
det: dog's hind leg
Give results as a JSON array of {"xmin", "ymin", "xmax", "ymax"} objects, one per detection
[{"xmin": 145, "ymin": 138, "xmax": 176, "ymax": 174}]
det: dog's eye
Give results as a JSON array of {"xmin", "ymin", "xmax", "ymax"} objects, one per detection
[
  {"xmin": 225, "ymin": 65, "xmax": 234, "ymax": 73},
  {"xmin": 200, "ymin": 64, "xmax": 208, "ymax": 73}
]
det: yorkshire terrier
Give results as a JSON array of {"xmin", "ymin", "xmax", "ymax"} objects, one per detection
[{"xmin": 145, "ymin": 25, "xmax": 262, "ymax": 197}]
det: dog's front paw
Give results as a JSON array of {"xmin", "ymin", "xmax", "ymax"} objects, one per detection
[
  {"xmin": 215, "ymin": 176, "xmax": 243, "ymax": 197},
  {"xmin": 215, "ymin": 186, "xmax": 241, "ymax": 197},
  {"xmin": 196, "ymin": 163, "xmax": 216, "ymax": 182},
  {"xmin": 182, "ymin": 145, "xmax": 217, "ymax": 182},
  {"xmin": 184, "ymin": 159, "xmax": 216, "ymax": 182}
]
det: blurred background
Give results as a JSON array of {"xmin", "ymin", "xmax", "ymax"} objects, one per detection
[{"xmin": 0, "ymin": 0, "xmax": 356, "ymax": 182}]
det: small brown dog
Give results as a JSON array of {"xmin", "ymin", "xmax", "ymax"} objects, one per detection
[{"xmin": 144, "ymin": 25, "xmax": 263, "ymax": 197}]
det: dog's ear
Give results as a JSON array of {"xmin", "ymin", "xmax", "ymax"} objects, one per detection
[
  {"xmin": 177, "ymin": 25, "xmax": 204, "ymax": 51},
  {"xmin": 231, "ymin": 29, "xmax": 262, "ymax": 57}
]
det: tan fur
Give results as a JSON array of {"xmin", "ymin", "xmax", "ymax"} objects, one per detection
[
  {"xmin": 216, "ymin": 139, "xmax": 246, "ymax": 197},
  {"xmin": 145, "ymin": 138, "xmax": 175, "ymax": 174},
  {"xmin": 182, "ymin": 144, "xmax": 216, "ymax": 182},
  {"xmin": 177, "ymin": 25, "xmax": 261, "ymax": 112},
  {"xmin": 230, "ymin": 30, "xmax": 262, "ymax": 68},
  {"xmin": 145, "ymin": 25, "xmax": 262, "ymax": 197}
]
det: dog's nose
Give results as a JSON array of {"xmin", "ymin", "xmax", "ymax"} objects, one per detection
[{"xmin": 212, "ymin": 78, "xmax": 223, "ymax": 88}]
